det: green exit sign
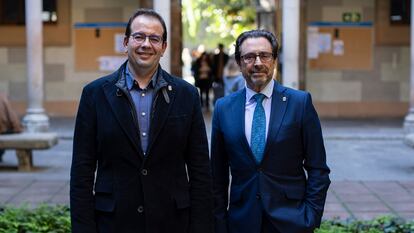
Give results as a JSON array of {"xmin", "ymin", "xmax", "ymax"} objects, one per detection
[{"xmin": 342, "ymin": 12, "xmax": 361, "ymax": 22}]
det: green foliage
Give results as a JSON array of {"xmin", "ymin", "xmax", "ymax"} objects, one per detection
[
  {"xmin": 1, "ymin": 206, "xmax": 413, "ymax": 233},
  {"xmin": 0, "ymin": 205, "xmax": 70, "ymax": 233},
  {"xmin": 316, "ymin": 216, "xmax": 414, "ymax": 233},
  {"xmin": 182, "ymin": 0, "xmax": 256, "ymax": 50}
]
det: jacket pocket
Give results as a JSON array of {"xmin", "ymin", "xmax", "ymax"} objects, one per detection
[
  {"xmin": 166, "ymin": 115, "xmax": 188, "ymax": 125},
  {"xmin": 94, "ymin": 182, "xmax": 115, "ymax": 212},
  {"xmin": 278, "ymin": 123, "xmax": 300, "ymax": 138}
]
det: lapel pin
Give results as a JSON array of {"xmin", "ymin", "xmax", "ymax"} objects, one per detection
[
  {"xmin": 282, "ymin": 96, "xmax": 287, "ymax": 102},
  {"xmin": 168, "ymin": 85, "xmax": 172, "ymax": 91},
  {"xmin": 116, "ymin": 89, "xmax": 122, "ymax": 97}
]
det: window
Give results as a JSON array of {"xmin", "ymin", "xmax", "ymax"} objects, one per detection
[
  {"xmin": 0, "ymin": 0, "xmax": 57, "ymax": 25},
  {"xmin": 390, "ymin": 0, "xmax": 411, "ymax": 25}
]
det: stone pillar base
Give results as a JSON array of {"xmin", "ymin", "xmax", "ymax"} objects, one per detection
[
  {"xmin": 405, "ymin": 134, "xmax": 414, "ymax": 148},
  {"xmin": 403, "ymin": 110, "xmax": 414, "ymax": 133},
  {"xmin": 22, "ymin": 109, "xmax": 49, "ymax": 132},
  {"xmin": 403, "ymin": 110, "xmax": 414, "ymax": 148}
]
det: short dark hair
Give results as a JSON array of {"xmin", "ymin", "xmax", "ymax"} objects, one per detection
[
  {"xmin": 235, "ymin": 29, "xmax": 279, "ymax": 64},
  {"xmin": 125, "ymin": 8, "xmax": 167, "ymax": 43}
]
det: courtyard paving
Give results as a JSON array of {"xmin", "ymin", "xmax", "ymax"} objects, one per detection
[{"xmin": 1, "ymin": 115, "xmax": 414, "ymax": 221}]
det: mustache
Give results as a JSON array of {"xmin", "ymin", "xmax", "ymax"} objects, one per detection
[
  {"xmin": 136, "ymin": 49, "xmax": 154, "ymax": 54},
  {"xmin": 251, "ymin": 67, "xmax": 268, "ymax": 73}
]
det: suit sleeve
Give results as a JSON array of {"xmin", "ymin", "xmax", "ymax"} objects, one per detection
[
  {"xmin": 70, "ymin": 86, "xmax": 98, "ymax": 233},
  {"xmin": 211, "ymin": 100, "xmax": 230, "ymax": 233},
  {"xmin": 184, "ymin": 87, "xmax": 214, "ymax": 233},
  {"xmin": 302, "ymin": 92, "xmax": 331, "ymax": 227}
]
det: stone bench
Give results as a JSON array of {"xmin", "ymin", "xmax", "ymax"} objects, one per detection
[
  {"xmin": 0, "ymin": 132, "xmax": 58, "ymax": 171},
  {"xmin": 405, "ymin": 133, "xmax": 414, "ymax": 148}
]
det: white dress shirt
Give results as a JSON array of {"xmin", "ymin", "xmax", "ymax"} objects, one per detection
[{"xmin": 245, "ymin": 79, "xmax": 274, "ymax": 146}]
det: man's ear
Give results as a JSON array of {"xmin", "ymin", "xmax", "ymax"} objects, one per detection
[
  {"xmin": 123, "ymin": 37, "xmax": 129, "ymax": 52},
  {"xmin": 160, "ymin": 41, "xmax": 168, "ymax": 57}
]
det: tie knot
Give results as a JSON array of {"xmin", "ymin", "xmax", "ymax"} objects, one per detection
[{"xmin": 253, "ymin": 93, "xmax": 265, "ymax": 103}]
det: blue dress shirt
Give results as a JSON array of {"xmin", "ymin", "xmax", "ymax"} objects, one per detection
[{"xmin": 125, "ymin": 64, "xmax": 158, "ymax": 155}]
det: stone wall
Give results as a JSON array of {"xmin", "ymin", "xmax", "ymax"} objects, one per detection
[
  {"xmin": 305, "ymin": 0, "xmax": 410, "ymax": 117},
  {"xmin": 0, "ymin": 0, "xmax": 141, "ymax": 116}
]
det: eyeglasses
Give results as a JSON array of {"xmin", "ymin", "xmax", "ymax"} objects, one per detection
[
  {"xmin": 241, "ymin": 52, "xmax": 274, "ymax": 64},
  {"xmin": 130, "ymin": 32, "xmax": 163, "ymax": 45}
]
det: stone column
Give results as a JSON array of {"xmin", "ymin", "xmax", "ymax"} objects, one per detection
[
  {"xmin": 403, "ymin": 0, "xmax": 414, "ymax": 146},
  {"xmin": 255, "ymin": 0, "xmax": 276, "ymax": 33},
  {"xmin": 282, "ymin": 0, "xmax": 300, "ymax": 89},
  {"xmin": 170, "ymin": 0, "xmax": 182, "ymax": 77},
  {"xmin": 22, "ymin": 0, "xmax": 49, "ymax": 132},
  {"xmin": 154, "ymin": 0, "xmax": 171, "ymax": 73}
]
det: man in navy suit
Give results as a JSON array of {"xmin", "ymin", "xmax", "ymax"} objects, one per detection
[
  {"xmin": 70, "ymin": 9, "xmax": 213, "ymax": 233},
  {"xmin": 211, "ymin": 29, "xmax": 330, "ymax": 233}
]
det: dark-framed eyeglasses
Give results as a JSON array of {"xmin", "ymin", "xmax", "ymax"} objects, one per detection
[
  {"xmin": 241, "ymin": 52, "xmax": 274, "ymax": 64},
  {"xmin": 130, "ymin": 32, "xmax": 163, "ymax": 46}
]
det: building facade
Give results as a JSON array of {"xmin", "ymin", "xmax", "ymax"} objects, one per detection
[
  {"xmin": 0, "ymin": 0, "xmax": 411, "ymax": 119},
  {"xmin": 0, "ymin": 0, "xmax": 181, "ymax": 117}
]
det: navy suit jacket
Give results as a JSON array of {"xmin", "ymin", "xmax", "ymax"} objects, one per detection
[
  {"xmin": 70, "ymin": 62, "xmax": 213, "ymax": 233},
  {"xmin": 211, "ymin": 81, "xmax": 330, "ymax": 233}
]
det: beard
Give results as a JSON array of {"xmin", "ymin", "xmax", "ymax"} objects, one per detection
[{"xmin": 243, "ymin": 66, "xmax": 274, "ymax": 92}]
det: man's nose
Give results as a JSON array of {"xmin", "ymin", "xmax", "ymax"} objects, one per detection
[
  {"xmin": 254, "ymin": 56, "xmax": 263, "ymax": 65},
  {"xmin": 141, "ymin": 37, "xmax": 151, "ymax": 47}
]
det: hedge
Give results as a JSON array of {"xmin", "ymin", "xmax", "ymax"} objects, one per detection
[
  {"xmin": 316, "ymin": 215, "xmax": 414, "ymax": 233},
  {"xmin": 0, "ymin": 205, "xmax": 70, "ymax": 233},
  {"xmin": 1, "ymin": 205, "xmax": 414, "ymax": 233}
]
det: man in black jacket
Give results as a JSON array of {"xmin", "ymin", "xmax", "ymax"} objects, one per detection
[{"xmin": 70, "ymin": 8, "xmax": 213, "ymax": 233}]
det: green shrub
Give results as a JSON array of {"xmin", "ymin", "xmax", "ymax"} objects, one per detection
[
  {"xmin": 1, "ymin": 206, "xmax": 414, "ymax": 233},
  {"xmin": 0, "ymin": 205, "xmax": 70, "ymax": 233},
  {"xmin": 316, "ymin": 215, "xmax": 414, "ymax": 233}
]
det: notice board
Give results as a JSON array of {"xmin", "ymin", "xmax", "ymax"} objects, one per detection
[
  {"xmin": 307, "ymin": 22, "xmax": 373, "ymax": 70},
  {"xmin": 74, "ymin": 22, "xmax": 127, "ymax": 71}
]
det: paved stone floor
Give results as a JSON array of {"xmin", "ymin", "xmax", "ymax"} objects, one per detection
[{"xmin": 0, "ymin": 114, "xmax": 414, "ymax": 221}]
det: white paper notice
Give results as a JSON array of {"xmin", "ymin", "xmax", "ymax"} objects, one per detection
[
  {"xmin": 333, "ymin": 40, "xmax": 344, "ymax": 56},
  {"xmin": 98, "ymin": 56, "xmax": 127, "ymax": 71},
  {"xmin": 115, "ymin": 34, "xmax": 125, "ymax": 53},
  {"xmin": 318, "ymin": 33, "xmax": 331, "ymax": 53},
  {"xmin": 307, "ymin": 27, "xmax": 319, "ymax": 59}
]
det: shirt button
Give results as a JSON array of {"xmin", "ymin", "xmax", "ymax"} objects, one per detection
[
  {"xmin": 141, "ymin": 112, "xmax": 146, "ymax": 117},
  {"xmin": 142, "ymin": 132, "xmax": 147, "ymax": 137},
  {"xmin": 137, "ymin": 206, "xmax": 144, "ymax": 213},
  {"xmin": 141, "ymin": 169, "xmax": 148, "ymax": 176},
  {"xmin": 141, "ymin": 93, "xmax": 145, "ymax": 97}
]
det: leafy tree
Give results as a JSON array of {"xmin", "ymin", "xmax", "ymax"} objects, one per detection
[{"xmin": 182, "ymin": 0, "xmax": 256, "ymax": 51}]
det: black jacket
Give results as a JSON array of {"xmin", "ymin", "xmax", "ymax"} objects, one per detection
[{"xmin": 70, "ymin": 62, "xmax": 213, "ymax": 233}]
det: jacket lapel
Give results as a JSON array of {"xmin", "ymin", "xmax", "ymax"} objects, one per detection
[
  {"xmin": 233, "ymin": 89, "xmax": 257, "ymax": 165},
  {"xmin": 102, "ymin": 79, "xmax": 142, "ymax": 156},
  {"xmin": 147, "ymin": 71, "xmax": 176, "ymax": 155},
  {"xmin": 262, "ymin": 82, "xmax": 288, "ymax": 161}
]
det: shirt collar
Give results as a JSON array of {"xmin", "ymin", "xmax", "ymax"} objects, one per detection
[
  {"xmin": 125, "ymin": 62, "xmax": 158, "ymax": 90},
  {"xmin": 246, "ymin": 79, "xmax": 274, "ymax": 102}
]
